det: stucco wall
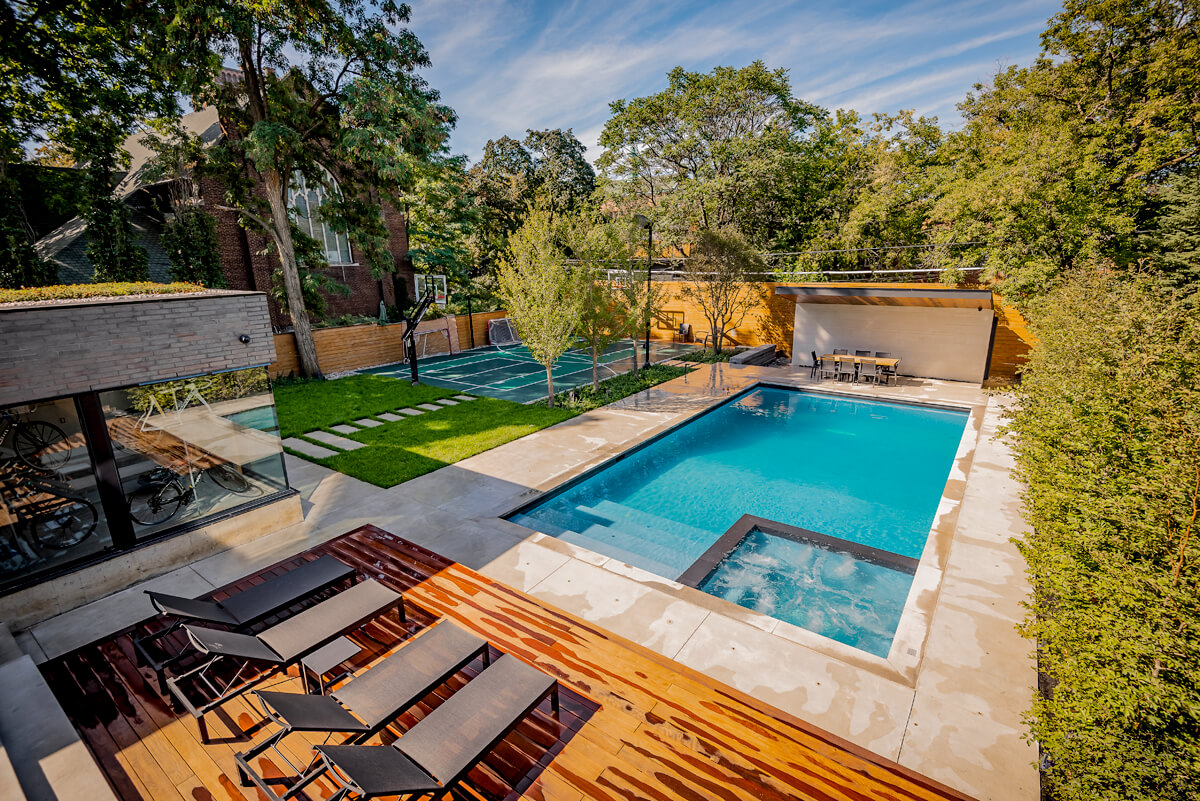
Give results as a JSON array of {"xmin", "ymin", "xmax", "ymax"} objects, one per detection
[
  {"xmin": 0, "ymin": 291, "xmax": 275, "ymax": 407},
  {"xmin": 790, "ymin": 303, "xmax": 995, "ymax": 383}
]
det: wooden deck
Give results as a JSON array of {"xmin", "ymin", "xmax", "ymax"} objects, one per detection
[{"xmin": 42, "ymin": 524, "xmax": 977, "ymax": 801}]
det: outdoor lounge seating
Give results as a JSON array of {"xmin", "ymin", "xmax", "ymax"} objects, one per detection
[
  {"xmin": 235, "ymin": 620, "xmax": 489, "ymax": 800},
  {"xmin": 166, "ymin": 579, "xmax": 404, "ymax": 742},
  {"xmin": 310, "ymin": 653, "xmax": 559, "ymax": 800},
  {"xmin": 137, "ymin": 555, "xmax": 357, "ymax": 692}
]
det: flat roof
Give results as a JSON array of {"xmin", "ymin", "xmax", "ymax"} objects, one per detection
[{"xmin": 774, "ymin": 285, "xmax": 993, "ymax": 309}]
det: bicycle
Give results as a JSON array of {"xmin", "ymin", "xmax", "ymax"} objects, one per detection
[
  {"xmin": 0, "ymin": 461, "xmax": 98, "ymax": 557},
  {"xmin": 0, "ymin": 409, "xmax": 71, "ymax": 473},
  {"xmin": 127, "ymin": 463, "xmax": 257, "ymax": 527}
]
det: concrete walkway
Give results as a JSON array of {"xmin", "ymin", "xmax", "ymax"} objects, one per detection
[{"xmin": 18, "ymin": 364, "xmax": 1036, "ymax": 801}]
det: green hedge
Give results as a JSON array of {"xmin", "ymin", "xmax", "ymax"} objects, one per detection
[
  {"xmin": 0, "ymin": 281, "xmax": 206, "ymax": 304},
  {"xmin": 1009, "ymin": 265, "xmax": 1200, "ymax": 800}
]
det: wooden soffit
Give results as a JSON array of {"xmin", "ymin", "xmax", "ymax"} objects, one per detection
[{"xmin": 774, "ymin": 285, "xmax": 994, "ymax": 310}]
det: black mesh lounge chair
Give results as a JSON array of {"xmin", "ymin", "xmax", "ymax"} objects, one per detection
[
  {"xmin": 167, "ymin": 579, "xmax": 404, "ymax": 742},
  {"xmin": 235, "ymin": 621, "xmax": 489, "ymax": 800},
  {"xmin": 137, "ymin": 555, "xmax": 356, "ymax": 692},
  {"xmin": 309, "ymin": 653, "xmax": 558, "ymax": 801}
]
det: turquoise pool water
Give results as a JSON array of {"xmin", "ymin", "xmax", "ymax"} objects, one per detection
[
  {"xmin": 223, "ymin": 406, "xmax": 279, "ymax": 433},
  {"xmin": 509, "ymin": 386, "xmax": 968, "ymax": 655}
]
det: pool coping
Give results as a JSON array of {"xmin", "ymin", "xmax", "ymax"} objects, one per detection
[{"xmin": 498, "ymin": 377, "xmax": 987, "ymax": 688}]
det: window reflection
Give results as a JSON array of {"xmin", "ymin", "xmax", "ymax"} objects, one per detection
[
  {"xmin": 0, "ymin": 399, "xmax": 111, "ymax": 582},
  {"xmin": 101, "ymin": 368, "xmax": 287, "ymax": 538}
]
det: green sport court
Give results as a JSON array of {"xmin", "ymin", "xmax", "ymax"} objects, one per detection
[{"xmin": 363, "ymin": 339, "xmax": 697, "ymax": 403}]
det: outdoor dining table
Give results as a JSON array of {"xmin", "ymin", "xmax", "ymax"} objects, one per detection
[{"xmin": 820, "ymin": 354, "xmax": 900, "ymax": 368}]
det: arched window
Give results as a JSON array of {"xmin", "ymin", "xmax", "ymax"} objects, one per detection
[{"xmin": 288, "ymin": 168, "xmax": 353, "ymax": 266}]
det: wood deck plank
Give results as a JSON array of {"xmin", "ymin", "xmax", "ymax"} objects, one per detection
[{"xmin": 40, "ymin": 524, "xmax": 976, "ymax": 801}]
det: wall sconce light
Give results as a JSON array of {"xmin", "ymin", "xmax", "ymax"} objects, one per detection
[{"xmin": 239, "ymin": 334, "xmax": 251, "ymax": 344}]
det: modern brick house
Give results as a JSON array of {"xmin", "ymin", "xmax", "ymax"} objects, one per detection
[{"xmin": 35, "ymin": 105, "xmax": 417, "ymax": 330}]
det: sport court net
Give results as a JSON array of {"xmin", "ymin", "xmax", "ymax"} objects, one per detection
[{"xmin": 364, "ymin": 339, "xmax": 697, "ymax": 404}]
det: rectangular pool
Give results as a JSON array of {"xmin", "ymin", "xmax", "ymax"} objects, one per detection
[{"xmin": 508, "ymin": 385, "xmax": 968, "ymax": 656}]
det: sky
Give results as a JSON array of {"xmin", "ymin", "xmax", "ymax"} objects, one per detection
[{"xmin": 406, "ymin": 0, "xmax": 1063, "ymax": 165}]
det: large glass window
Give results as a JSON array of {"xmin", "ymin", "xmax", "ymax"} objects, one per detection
[
  {"xmin": 0, "ymin": 399, "xmax": 111, "ymax": 584},
  {"xmin": 289, "ymin": 168, "xmax": 353, "ymax": 266},
  {"xmin": 100, "ymin": 368, "xmax": 287, "ymax": 539}
]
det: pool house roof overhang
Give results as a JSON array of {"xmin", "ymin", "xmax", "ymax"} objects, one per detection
[{"xmin": 774, "ymin": 285, "xmax": 994, "ymax": 310}]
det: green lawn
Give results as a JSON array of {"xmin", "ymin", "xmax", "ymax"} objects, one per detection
[
  {"xmin": 273, "ymin": 374, "xmax": 453, "ymax": 438},
  {"xmin": 274, "ymin": 366, "xmax": 690, "ymax": 488}
]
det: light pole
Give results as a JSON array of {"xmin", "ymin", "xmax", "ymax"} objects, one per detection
[{"xmin": 635, "ymin": 214, "xmax": 652, "ymax": 369}]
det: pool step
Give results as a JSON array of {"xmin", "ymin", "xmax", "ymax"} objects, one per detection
[
  {"xmin": 555, "ymin": 529, "xmax": 684, "ymax": 579},
  {"xmin": 573, "ymin": 503, "xmax": 713, "ymax": 575},
  {"xmin": 587, "ymin": 500, "xmax": 715, "ymax": 552}
]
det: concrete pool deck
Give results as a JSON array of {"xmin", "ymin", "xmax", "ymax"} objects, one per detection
[{"xmin": 16, "ymin": 363, "xmax": 1036, "ymax": 801}]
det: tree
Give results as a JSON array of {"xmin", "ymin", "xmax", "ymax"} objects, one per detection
[
  {"xmin": 1145, "ymin": 167, "xmax": 1200, "ymax": 294},
  {"xmin": 467, "ymin": 128, "xmax": 595, "ymax": 280},
  {"xmin": 681, "ymin": 228, "xmax": 764, "ymax": 356},
  {"xmin": 597, "ymin": 62, "xmax": 825, "ymax": 249},
  {"xmin": 1, "ymin": 0, "xmax": 178, "ymax": 285},
  {"xmin": 140, "ymin": 121, "xmax": 225, "ymax": 287},
  {"xmin": 928, "ymin": 0, "xmax": 1200, "ymax": 302},
  {"xmin": 496, "ymin": 204, "xmax": 585, "ymax": 406},
  {"xmin": 168, "ymin": 0, "xmax": 453, "ymax": 378},
  {"xmin": 567, "ymin": 216, "xmax": 631, "ymax": 390},
  {"xmin": 404, "ymin": 151, "xmax": 477, "ymax": 308}
]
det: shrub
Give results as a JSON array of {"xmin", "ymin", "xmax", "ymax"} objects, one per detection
[
  {"xmin": 1009, "ymin": 264, "xmax": 1200, "ymax": 801},
  {"xmin": 0, "ymin": 281, "xmax": 205, "ymax": 304}
]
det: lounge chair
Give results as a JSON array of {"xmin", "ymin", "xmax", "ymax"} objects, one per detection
[
  {"xmin": 309, "ymin": 654, "xmax": 558, "ymax": 800},
  {"xmin": 137, "ymin": 555, "xmax": 356, "ymax": 692},
  {"xmin": 235, "ymin": 621, "xmax": 489, "ymax": 800},
  {"xmin": 167, "ymin": 579, "xmax": 404, "ymax": 742}
]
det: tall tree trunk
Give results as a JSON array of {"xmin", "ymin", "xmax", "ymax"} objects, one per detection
[
  {"xmin": 264, "ymin": 170, "xmax": 323, "ymax": 379},
  {"xmin": 592, "ymin": 345, "xmax": 600, "ymax": 391},
  {"xmin": 545, "ymin": 364, "xmax": 555, "ymax": 408}
]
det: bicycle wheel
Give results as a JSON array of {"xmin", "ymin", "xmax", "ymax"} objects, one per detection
[
  {"xmin": 208, "ymin": 464, "xmax": 252, "ymax": 493},
  {"xmin": 14, "ymin": 421, "xmax": 71, "ymax": 473},
  {"xmin": 30, "ymin": 497, "xmax": 97, "ymax": 550},
  {"xmin": 128, "ymin": 483, "xmax": 184, "ymax": 526}
]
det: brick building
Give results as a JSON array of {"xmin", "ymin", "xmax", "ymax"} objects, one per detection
[{"xmin": 35, "ymin": 105, "xmax": 416, "ymax": 330}]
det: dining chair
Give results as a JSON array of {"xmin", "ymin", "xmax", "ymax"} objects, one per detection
[
  {"xmin": 857, "ymin": 358, "xmax": 879, "ymax": 385},
  {"xmin": 836, "ymin": 356, "xmax": 856, "ymax": 382},
  {"xmin": 809, "ymin": 350, "xmax": 820, "ymax": 379},
  {"xmin": 855, "ymin": 349, "xmax": 871, "ymax": 357},
  {"xmin": 818, "ymin": 355, "xmax": 838, "ymax": 380},
  {"xmin": 875, "ymin": 352, "xmax": 896, "ymax": 385},
  {"xmin": 833, "ymin": 348, "xmax": 848, "ymax": 356}
]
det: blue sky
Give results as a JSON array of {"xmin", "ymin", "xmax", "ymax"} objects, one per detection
[{"xmin": 407, "ymin": 0, "xmax": 1062, "ymax": 165}]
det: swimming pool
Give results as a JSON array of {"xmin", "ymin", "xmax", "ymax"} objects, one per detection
[
  {"xmin": 223, "ymin": 406, "xmax": 280, "ymax": 434},
  {"xmin": 508, "ymin": 385, "xmax": 968, "ymax": 656}
]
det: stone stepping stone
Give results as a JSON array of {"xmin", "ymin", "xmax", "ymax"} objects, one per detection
[
  {"xmin": 331, "ymin": 424, "xmax": 361, "ymax": 435},
  {"xmin": 283, "ymin": 437, "xmax": 338, "ymax": 459},
  {"xmin": 396, "ymin": 408, "xmax": 423, "ymax": 416},
  {"xmin": 376, "ymin": 412, "xmax": 402, "ymax": 422},
  {"xmin": 353, "ymin": 417, "xmax": 384, "ymax": 428},
  {"xmin": 453, "ymin": 395, "xmax": 476, "ymax": 401},
  {"xmin": 417, "ymin": 403, "xmax": 443, "ymax": 412},
  {"xmin": 306, "ymin": 431, "xmax": 365, "ymax": 451},
  {"xmin": 436, "ymin": 398, "xmax": 459, "ymax": 406}
]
